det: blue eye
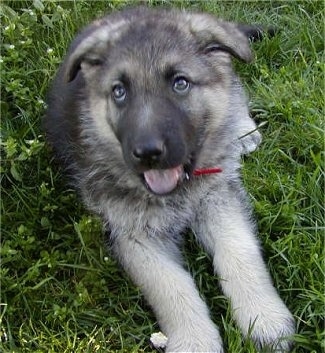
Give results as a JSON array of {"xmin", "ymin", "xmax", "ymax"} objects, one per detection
[
  {"xmin": 172, "ymin": 76, "xmax": 190, "ymax": 94},
  {"xmin": 112, "ymin": 83, "xmax": 126, "ymax": 102}
]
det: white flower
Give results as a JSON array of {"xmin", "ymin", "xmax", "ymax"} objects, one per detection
[
  {"xmin": 150, "ymin": 332, "xmax": 168, "ymax": 349},
  {"xmin": 4, "ymin": 24, "xmax": 15, "ymax": 31},
  {"xmin": 47, "ymin": 48, "xmax": 54, "ymax": 54}
]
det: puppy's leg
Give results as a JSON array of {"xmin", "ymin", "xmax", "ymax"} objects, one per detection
[
  {"xmin": 110, "ymin": 231, "xmax": 223, "ymax": 353},
  {"xmin": 234, "ymin": 116, "xmax": 262, "ymax": 155},
  {"xmin": 229, "ymin": 78, "xmax": 262, "ymax": 155},
  {"xmin": 193, "ymin": 185, "xmax": 295, "ymax": 351}
]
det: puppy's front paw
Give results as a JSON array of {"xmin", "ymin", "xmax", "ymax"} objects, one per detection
[
  {"xmin": 167, "ymin": 340, "xmax": 224, "ymax": 353},
  {"xmin": 250, "ymin": 311, "xmax": 295, "ymax": 352},
  {"xmin": 166, "ymin": 326, "xmax": 224, "ymax": 353},
  {"xmin": 233, "ymin": 292, "xmax": 295, "ymax": 352}
]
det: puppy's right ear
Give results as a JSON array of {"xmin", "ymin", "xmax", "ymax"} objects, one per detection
[
  {"xmin": 65, "ymin": 52, "xmax": 104, "ymax": 83},
  {"xmin": 63, "ymin": 17, "xmax": 127, "ymax": 82}
]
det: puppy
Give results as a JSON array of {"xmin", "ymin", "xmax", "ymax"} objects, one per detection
[{"xmin": 45, "ymin": 7, "xmax": 295, "ymax": 352}]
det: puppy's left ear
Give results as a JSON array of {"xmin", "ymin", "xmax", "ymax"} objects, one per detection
[{"xmin": 186, "ymin": 13, "xmax": 256, "ymax": 63}]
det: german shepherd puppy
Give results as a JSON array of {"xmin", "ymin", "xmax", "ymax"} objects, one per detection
[{"xmin": 45, "ymin": 6, "xmax": 295, "ymax": 352}]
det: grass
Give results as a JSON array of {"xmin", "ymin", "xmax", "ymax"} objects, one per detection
[{"xmin": 0, "ymin": 0, "xmax": 324, "ymax": 352}]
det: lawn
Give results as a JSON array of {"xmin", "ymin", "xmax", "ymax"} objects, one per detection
[{"xmin": 0, "ymin": 1, "xmax": 324, "ymax": 352}]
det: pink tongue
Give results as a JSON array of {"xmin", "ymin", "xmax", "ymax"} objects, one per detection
[{"xmin": 144, "ymin": 166, "xmax": 183, "ymax": 195}]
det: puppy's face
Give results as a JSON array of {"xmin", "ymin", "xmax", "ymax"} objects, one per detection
[{"xmin": 63, "ymin": 8, "xmax": 253, "ymax": 194}]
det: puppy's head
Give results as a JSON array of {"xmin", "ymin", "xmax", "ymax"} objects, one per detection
[{"xmin": 61, "ymin": 7, "xmax": 265, "ymax": 195}]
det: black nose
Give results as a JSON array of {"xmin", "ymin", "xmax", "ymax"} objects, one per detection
[{"xmin": 133, "ymin": 140, "xmax": 164, "ymax": 163}]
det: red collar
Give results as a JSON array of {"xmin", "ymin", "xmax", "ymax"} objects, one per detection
[{"xmin": 193, "ymin": 167, "xmax": 223, "ymax": 176}]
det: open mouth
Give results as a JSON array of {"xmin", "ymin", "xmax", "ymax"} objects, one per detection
[
  {"xmin": 142, "ymin": 165, "xmax": 190, "ymax": 195},
  {"xmin": 140, "ymin": 160, "xmax": 222, "ymax": 195}
]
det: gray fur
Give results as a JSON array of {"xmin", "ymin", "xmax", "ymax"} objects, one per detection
[{"xmin": 45, "ymin": 7, "xmax": 295, "ymax": 352}]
